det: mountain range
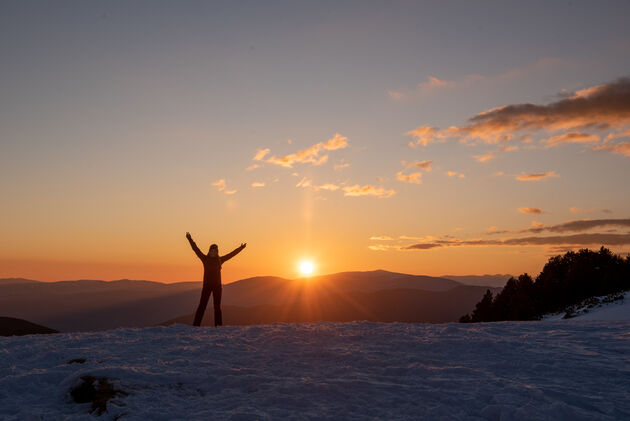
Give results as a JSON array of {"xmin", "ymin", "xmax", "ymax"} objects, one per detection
[{"xmin": 0, "ymin": 271, "xmax": 502, "ymax": 332}]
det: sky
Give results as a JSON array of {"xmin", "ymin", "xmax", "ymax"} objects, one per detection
[{"xmin": 1, "ymin": 0, "xmax": 630, "ymax": 283}]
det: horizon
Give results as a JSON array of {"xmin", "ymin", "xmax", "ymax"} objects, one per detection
[
  {"xmin": 0, "ymin": 268, "xmax": 513, "ymax": 285},
  {"xmin": 2, "ymin": 1, "xmax": 630, "ymax": 283}
]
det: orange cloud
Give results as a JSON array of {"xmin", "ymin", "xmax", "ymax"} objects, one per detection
[
  {"xmin": 253, "ymin": 148, "xmax": 270, "ymax": 161},
  {"xmin": 342, "ymin": 184, "xmax": 396, "ymax": 198},
  {"xmin": 515, "ymin": 171, "xmax": 557, "ymax": 181},
  {"xmin": 251, "ymin": 182, "xmax": 265, "ymax": 187},
  {"xmin": 460, "ymin": 77, "xmax": 630, "ymax": 143},
  {"xmin": 334, "ymin": 162, "xmax": 350, "ymax": 170},
  {"xmin": 212, "ymin": 179, "xmax": 237, "ymax": 195},
  {"xmin": 418, "ymin": 76, "xmax": 455, "ymax": 91},
  {"xmin": 263, "ymin": 133, "xmax": 348, "ymax": 168},
  {"xmin": 396, "ymin": 171, "xmax": 422, "ymax": 184},
  {"xmin": 519, "ymin": 207, "xmax": 543, "ymax": 214},
  {"xmin": 447, "ymin": 171, "xmax": 465, "ymax": 178},
  {"xmin": 405, "ymin": 126, "xmax": 438, "ymax": 147},
  {"xmin": 543, "ymin": 132, "xmax": 600, "ymax": 147},
  {"xmin": 473, "ymin": 151, "xmax": 495, "ymax": 163},
  {"xmin": 403, "ymin": 160, "xmax": 433, "ymax": 171}
]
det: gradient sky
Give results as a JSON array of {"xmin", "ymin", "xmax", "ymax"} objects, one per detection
[{"xmin": 2, "ymin": 1, "xmax": 630, "ymax": 283}]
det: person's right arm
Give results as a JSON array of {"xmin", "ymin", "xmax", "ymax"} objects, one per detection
[{"xmin": 186, "ymin": 232, "xmax": 205, "ymax": 260}]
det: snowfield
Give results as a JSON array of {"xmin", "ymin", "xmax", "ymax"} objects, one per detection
[{"xmin": 1, "ymin": 321, "xmax": 629, "ymax": 420}]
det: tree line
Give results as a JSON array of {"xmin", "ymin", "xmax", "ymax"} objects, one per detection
[{"xmin": 460, "ymin": 247, "xmax": 630, "ymax": 323}]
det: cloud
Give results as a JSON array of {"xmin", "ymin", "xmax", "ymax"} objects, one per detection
[
  {"xmin": 543, "ymin": 132, "xmax": 600, "ymax": 147},
  {"xmin": 370, "ymin": 235, "xmax": 394, "ymax": 241},
  {"xmin": 317, "ymin": 183, "xmax": 340, "ymax": 191},
  {"xmin": 334, "ymin": 162, "xmax": 350, "ymax": 170},
  {"xmin": 251, "ymin": 182, "xmax": 265, "ymax": 187},
  {"xmin": 262, "ymin": 133, "xmax": 348, "ymax": 168},
  {"xmin": 460, "ymin": 77, "xmax": 630, "ymax": 143},
  {"xmin": 447, "ymin": 171, "xmax": 466, "ymax": 178},
  {"xmin": 401, "ymin": 233, "xmax": 630, "ymax": 250},
  {"xmin": 253, "ymin": 148, "xmax": 270, "ymax": 161},
  {"xmin": 520, "ymin": 218, "xmax": 630, "ymax": 234},
  {"xmin": 396, "ymin": 171, "xmax": 422, "ymax": 184},
  {"xmin": 405, "ymin": 126, "xmax": 438, "ymax": 147},
  {"xmin": 212, "ymin": 179, "xmax": 237, "ymax": 195},
  {"xmin": 342, "ymin": 184, "xmax": 396, "ymax": 198},
  {"xmin": 418, "ymin": 76, "xmax": 455, "ymax": 91},
  {"xmin": 515, "ymin": 171, "xmax": 557, "ymax": 181},
  {"xmin": 404, "ymin": 76, "xmax": 630, "ymax": 159},
  {"xmin": 296, "ymin": 177, "xmax": 312, "ymax": 188},
  {"xmin": 473, "ymin": 151, "xmax": 495, "ymax": 163},
  {"xmin": 403, "ymin": 160, "xmax": 433, "ymax": 171},
  {"xmin": 388, "ymin": 90, "xmax": 405, "ymax": 100},
  {"xmin": 246, "ymin": 164, "xmax": 261, "ymax": 171},
  {"xmin": 519, "ymin": 207, "xmax": 543, "ymax": 214},
  {"xmin": 595, "ymin": 141, "xmax": 630, "ymax": 157}
]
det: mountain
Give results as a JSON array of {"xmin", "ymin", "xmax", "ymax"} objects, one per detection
[
  {"xmin": 0, "ymin": 271, "xmax": 485, "ymax": 331},
  {"xmin": 0, "ymin": 317, "xmax": 58, "ymax": 336},
  {"xmin": 164, "ymin": 285, "xmax": 495, "ymax": 326},
  {"xmin": 441, "ymin": 274, "xmax": 513, "ymax": 287}
]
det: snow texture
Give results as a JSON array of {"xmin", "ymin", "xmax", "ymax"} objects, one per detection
[
  {"xmin": 1, "ymin": 321, "xmax": 629, "ymax": 420},
  {"xmin": 544, "ymin": 291, "xmax": 630, "ymax": 321}
]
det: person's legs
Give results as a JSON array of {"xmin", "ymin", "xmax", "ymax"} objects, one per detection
[
  {"xmin": 212, "ymin": 285, "xmax": 223, "ymax": 327},
  {"xmin": 193, "ymin": 287, "xmax": 211, "ymax": 326}
]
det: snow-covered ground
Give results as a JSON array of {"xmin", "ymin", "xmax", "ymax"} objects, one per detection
[
  {"xmin": 544, "ymin": 291, "xmax": 630, "ymax": 321},
  {"xmin": 1, "ymin": 321, "xmax": 629, "ymax": 420}
]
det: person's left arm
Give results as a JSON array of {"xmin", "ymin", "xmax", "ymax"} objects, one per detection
[{"xmin": 220, "ymin": 243, "xmax": 246, "ymax": 263}]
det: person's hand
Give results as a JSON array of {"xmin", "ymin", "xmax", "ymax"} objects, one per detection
[
  {"xmin": 240, "ymin": 242, "xmax": 247, "ymax": 249},
  {"xmin": 186, "ymin": 232, "xmax": 192, "ymax": 240}
]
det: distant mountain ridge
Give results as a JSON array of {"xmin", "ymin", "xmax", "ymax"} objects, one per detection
[
  {"xmin": 0, "ymin": 317, "xmax": 58, "ymax": 336},
  {"xmin": 0, "ymin": 270, "xmax": 498, "ymax": 331}
]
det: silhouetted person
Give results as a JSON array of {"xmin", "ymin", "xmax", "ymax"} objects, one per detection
[{"xmin": 186, "ymin": 232, "xmax": 246, "ymax": 327}]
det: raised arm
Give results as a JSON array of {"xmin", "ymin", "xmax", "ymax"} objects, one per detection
[
  {"xmin": 186, "ymin": 232, "xmax": 205, "ymax": 260},
  {"xmin": 220, "ymin": 243, "xmax": 246, "ymax": 263}
]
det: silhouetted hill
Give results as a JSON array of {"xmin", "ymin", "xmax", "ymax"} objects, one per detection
[
  {"xmin": 163, "ymin": 285, "xmax": 494, "ymax": 326},
  {"xmin": 0, "ymin": 317, "xmax": 58, "ymax": 336},
  {"xmin": 0, "ymin": 271, "xmax": 474, "ymax": 331},
  {"xmin": 442, "ymin": 274, "xmax": 512, "ymax": 288}
]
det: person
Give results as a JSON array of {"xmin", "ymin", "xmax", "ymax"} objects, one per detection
[{"xmin": 186, "ymin": 232, "xmax": 246, "ymax": 327}]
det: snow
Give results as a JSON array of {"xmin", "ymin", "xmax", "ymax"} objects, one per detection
[
  {"xmin": 544, "ymin": 291, "xmax": 630, "ymax": 321},
  {"xmin": 1, "ymin": 321, "xmax": 629, "ymax": 420}
]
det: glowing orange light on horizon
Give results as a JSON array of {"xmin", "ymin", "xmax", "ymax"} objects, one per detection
[{"xmin": 299, "ymin": 260, "xmax": 314, "ymax": 276}]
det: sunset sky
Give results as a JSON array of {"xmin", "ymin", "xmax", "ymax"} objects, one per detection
[{"xmin": 1, "ymin": 1, "xmax": 630, "ymax": 283}]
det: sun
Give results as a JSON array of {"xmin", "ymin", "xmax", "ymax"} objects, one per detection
[{"xmin": 299, "ymin": 260, "xmax": 314, "ymax": 276}]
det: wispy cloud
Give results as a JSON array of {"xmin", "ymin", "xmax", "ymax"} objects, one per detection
[
  {"xmin": 418, "ymin": 76, "xmax": 455, "ymax": 91},
  {"xmin": 447, "ymin": 171, "xmax": 465, "ymax": 178},
  {"xmin": 519, "ymin": 218, "xmax": 630, "ymax": 234},
  {"xmin": 342, "ymin": 184, "xmax": 396, "ymax": 198},
  {"xmin": 388, "ymin": 90, "xmax": 405, "ymax": 100},
  {"xmin": 212, "ymin": 179, "xmax": 237, "ymax": 195},
  {"xmin": 334, "ymin": 162, "xmax": 350, "ymax": 171},
  {"xmin": 473, "ymin": 151, "xmax": 495, "ymax": 163},
  {"xmin": 402, "ymin": 160, "xmax": 433, "ymax": 171},
  {"xmin": 519, "ymin": 207, "xmax": 544, "ymax": 215},
  {"xmin": 251, "ymin": 182, "xmax": 265, "ymax": 187},
  {"xmin": 401, "ymin": 233, "xmax": 630, "ymax": 250},
  {"xmin": 260, "ymin": 133, "xmax": 348, "ymax": 168},
  {"xmin": 396, "ymin": 171, "xmax": 422, "ymax": 184},
  {"xmin": 515, "ymin": 171, "xmax": 557, "ymax": 181},
  {"xmin": 543, "ymin": 132, "xmax": 600, "ymax": 147},
  {"xmin": 252, "ymin": 148, "xmax": 270, "ymax": 161}
]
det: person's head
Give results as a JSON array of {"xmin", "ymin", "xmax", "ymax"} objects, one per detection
[{"xmin": 208, "ymin": 244, "xmax": 219, "ymax": 257}]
